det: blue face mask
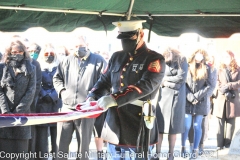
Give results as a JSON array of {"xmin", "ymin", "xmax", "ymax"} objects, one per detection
[{"xmin": 30, "ymin": 52, "xmax": 39, "ymax": 60}]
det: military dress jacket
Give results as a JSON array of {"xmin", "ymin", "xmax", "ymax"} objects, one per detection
[{"xmin": 88, "ymin": 43, "xmax": 165, "ymax": 146}]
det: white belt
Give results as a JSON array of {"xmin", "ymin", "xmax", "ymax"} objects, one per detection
[{"xmin": 130, "ymin": 100, "xmax": 144, "ymax": 107}]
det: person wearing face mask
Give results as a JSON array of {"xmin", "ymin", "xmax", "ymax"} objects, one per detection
[
  {"xmin": 181, "ymin": 49, "xmax": 212, "ymax": 159},
  {"xmin": 79, "ymin": 20, "xmax": 165, "ymax": 160},
  {"xmin": 154, "ymin": 48, "xmax": 188, "ymax": 160},
  {"xmin": 188, "ymin": 54, "xmax": 218, "ymax": 155},
  {"xmin": 212, "ymin": 50, "xmax": 240, "ymax": 150},
  {"xmin": 34, "ymin": 43, "xmax": 61, "ymax": 159},
  {"xmin": 53, "ymin": 35, "xmax": 107, "ymax": 160},
  {"xmin": 26, "ymin": 42, "xmax": 43, "ymax": 158},
  {"xmin": 11, "ymin": 36, "xmax": 42, "ymax": 160},
  {"xmin": 0, "ymin": 40, "xmax": 36, "ymax": 159},
  {"xmin": 28, "ymin": 42, "xmax": 41, "ymax": 60}
]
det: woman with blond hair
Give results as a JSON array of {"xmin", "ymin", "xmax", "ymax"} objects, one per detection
[
  {"xmin": 155, "ymin": 47, "xmax": 188, "ymax": 160},
  {"xmin": 188, "ymin": 53, "xmax": 218, "ymax": 153},
  {"xmin": 181, "ymin": 49, "xmax": 212, "ymax": 159},
  {"xmin": 35, "ymin": 43, "xmax": 61, "ymax": 159},
  {"xmin": 212, "ymin": 50, "xmax": 240, "ymax": 149}
]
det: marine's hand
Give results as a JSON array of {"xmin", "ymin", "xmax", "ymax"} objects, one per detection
[{"xmin": 97, "ymin": 95, "xmax": 117, "ymax": 110}]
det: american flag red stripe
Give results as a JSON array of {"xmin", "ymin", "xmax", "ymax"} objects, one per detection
[{"xmin": 0, "ymin": 102, "xmax": 104, "ymax": 128}]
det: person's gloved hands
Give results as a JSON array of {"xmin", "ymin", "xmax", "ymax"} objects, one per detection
[
  {"xmin": 219, "ymin": 85, "xmax": 229, "ymax": 94},
  {"xmin": 79, "ymin": 95, "xmax": 117, "ymax": 111},
  {"xmin": 96, "ymin": 95, "xmax": 117, "ymax": 110},
  {"xmin": 86, "ymin": 97, "xmax": 95, "ymax": 102}
]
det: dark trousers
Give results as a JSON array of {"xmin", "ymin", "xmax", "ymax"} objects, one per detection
[
  {"xmin": 28, "ymin": 96, "xmax": 38, "ymax": 160},
  {"xmin": 28, "ymin": 125, "xmax": 36, "ymax": 160},
  {"xmin": 216, "ymin": 105, "xmax": 235, "ymax": 148},
  {"xmin": 0, "ymin": 138, "xmax": 29, "ymax": 160},
  {"xmin": 36, "ymin": 126, "xmax": 57, "ymax": 160},
  {"xmin": 56, "ymin": 118, "xmax": 95, "ymax": 160}
]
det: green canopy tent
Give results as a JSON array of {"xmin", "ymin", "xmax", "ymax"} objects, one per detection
[{"xmin": 0, "ymin": 0, "xmax": 240, "ymax": 38}]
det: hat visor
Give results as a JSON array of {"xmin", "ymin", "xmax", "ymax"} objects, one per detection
[{"xmin": 116, "ymin": 31, "xmax": 137, "ymax": 39}]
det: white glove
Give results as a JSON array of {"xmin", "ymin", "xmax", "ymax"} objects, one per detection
[
  {"xmin": 86, "ymin": 97, "xmax": 95, "ymax": 102},
  {"xmin": 97, "ymin": 95, "xmax": 117, "ymax": 110}
]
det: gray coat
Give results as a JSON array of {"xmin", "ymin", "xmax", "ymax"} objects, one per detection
[
  {"xmin": 0, "ymin": 61, "xmax": 36, "ymax": 139},
  {"xmin": 53, "ymin": 53, "xmax": 107, "ymax": 109},
  {"xmin": 156, "ymin": 58, "xmax": 188, "ymax": 134},
  {"xmin": 186, "ymin": 65, "xmax": 212, "ymax": 115},
  {"xmin": 213, "ymin": 67, "xmax": 240, "ymax": 118}
]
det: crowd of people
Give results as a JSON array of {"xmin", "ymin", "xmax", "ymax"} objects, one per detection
[{"xmin": 0, "ymin": 20, "xmax": 239, "ymax": 160}]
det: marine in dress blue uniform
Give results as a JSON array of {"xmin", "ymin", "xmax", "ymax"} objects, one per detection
[{"xmin": 82, "ymin": 20, "xmax": 166, "ymax": 160}]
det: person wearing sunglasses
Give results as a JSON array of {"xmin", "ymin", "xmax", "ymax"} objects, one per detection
[
  {"xmin": 35, "ymin": 43, "xmax": 62, "ymax": 159},
  {"xmin": 53, "ymin": 35, "xmax": 107, "ymax": 160},
  {"xmin": 0, "ymin": 40, "xmax": 36, "ymax": 158}
]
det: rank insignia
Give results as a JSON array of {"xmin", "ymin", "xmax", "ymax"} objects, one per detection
[
  {"xmin": 139, "ymin": 64, "xmax": 144, "ymax": 70},
  {"xmin": 148, "ymin": 60, "xmax": 161, "ymax": 73},
  {"xmin": 132, "ymin": 64, "xmax": 138, "ymax": 72}
]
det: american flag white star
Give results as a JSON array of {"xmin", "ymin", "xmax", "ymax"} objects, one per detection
[{"xmin": 11, "ymin": 117, "xmax": 22, "ymax": 126}]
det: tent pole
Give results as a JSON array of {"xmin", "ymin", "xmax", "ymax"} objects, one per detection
[
  {"xmin": 1, "ymin": 6, "xmax": 240, "ymax": 17},
  {"xmin": 126, "ymin": 0, "xmax": 135, "ymax": 20},
  {"xmin": 134, "ymin": 13, "xmax": 240, "ymax": 17},
  {"xmin": 0, "ymin": 6, "xmax": 125, "ymax": 17}
]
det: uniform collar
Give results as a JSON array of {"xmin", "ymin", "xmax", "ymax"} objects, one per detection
[{"xmin": 132, "ymin": 42, "xmax": 147, "ymax": 55}]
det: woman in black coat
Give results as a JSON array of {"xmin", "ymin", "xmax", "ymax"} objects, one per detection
[
  {"xmin": 155, "ymin": 48, "xmax": 188, "ymax": 160},
  {"xmin": 181, "ymin": 49, "xmax": 212, "ymax": 158},
  {"xmin": 0, "ymin": 40, "xmax": 36, "ymax": 159},
  {"xmin": 35, "ymin": 43, "xmax": 62, "ymax": 159}
]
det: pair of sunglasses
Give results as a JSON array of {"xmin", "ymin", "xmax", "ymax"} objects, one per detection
[{"xmin": 44, "ymin": 52, "xmax": 54, "ymax": 56}]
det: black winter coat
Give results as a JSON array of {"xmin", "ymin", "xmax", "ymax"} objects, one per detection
[{"xmin": 0, "ymin": 61, "xmax": 36, "ymax": 139}]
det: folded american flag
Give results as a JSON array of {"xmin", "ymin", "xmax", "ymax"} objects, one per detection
[{"xmin": 0, "ymin": 101, "xmax": 103, "ymax": 128}]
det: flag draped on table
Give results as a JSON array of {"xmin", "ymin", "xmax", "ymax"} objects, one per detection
[{"xmin": 0, "ymin": 102, "xmax": 103, "ymax": 128}]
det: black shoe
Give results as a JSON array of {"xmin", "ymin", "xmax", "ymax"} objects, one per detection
[
  {"xmin": 97, "ymin": 151, "xmax": 104, "ymax": 160},
  {"xmin": 181, "ymin": 146, "xmax": 187, "ymax": 158},
  {"xmin": 190, "ymin": 149, "xmax": 198, "ymax": 159}
]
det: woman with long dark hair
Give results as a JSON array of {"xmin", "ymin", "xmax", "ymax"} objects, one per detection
[
  {"xmin": 212, "ymin": 50, "xmax": 240, "ymax": 149},
  {"xmin": 155, "ymin": 47, "xmax": 188, "ymax": 160},
  {"xmin": 0, "ymin": 40, "xmax": 36, "ymax": 159}
]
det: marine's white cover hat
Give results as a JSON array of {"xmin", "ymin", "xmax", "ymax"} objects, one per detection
[
  {"xmin": 112, "ymin": 20, "xmax": 146, "ymax": 32},
  {"xmin": 112, "ymin": 20, "xmax": 146, "ymax": 39}
]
